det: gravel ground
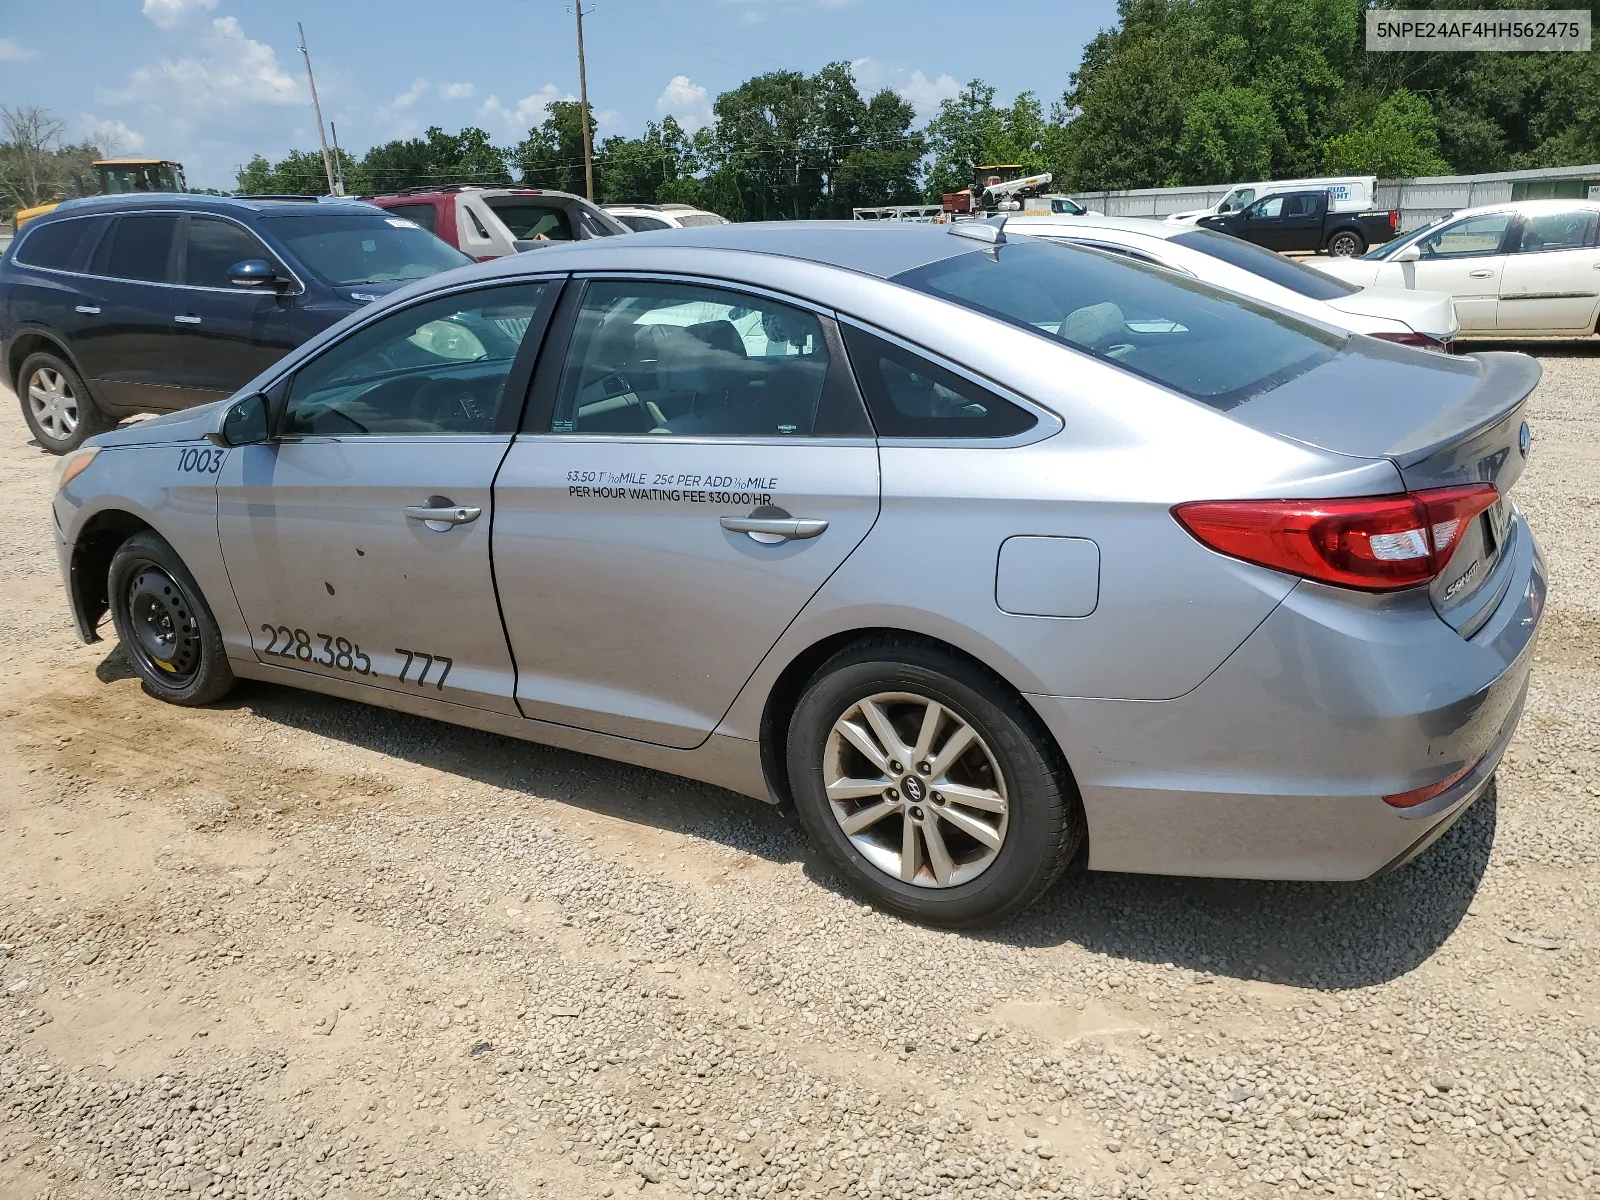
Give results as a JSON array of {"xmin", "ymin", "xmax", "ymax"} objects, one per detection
[{"xmin": 1, "ymin": 343, "xmax": 1598, "ymax": 1200}]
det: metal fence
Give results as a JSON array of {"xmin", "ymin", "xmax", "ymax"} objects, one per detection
[{"xmin": 1074, "ymin": 162, "xmax": 1600, "ymax": 231}]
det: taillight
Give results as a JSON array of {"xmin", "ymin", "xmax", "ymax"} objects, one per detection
[
  {"xmin": 1389, "ymin": 210, "xmax": 1399, "ymax": 229},
  {"xmin": 1173, "ymin": 485, "xmax": 1498, "ymax": 591},
  {"xmin": 1368, "ymin": 330, "xmax": 1452, "ymax": 354}
]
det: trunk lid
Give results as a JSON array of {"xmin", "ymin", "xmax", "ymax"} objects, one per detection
[
  {"xmin": 1324, "ymin": 285, "xmax": 1459, "ymax": 341},
  {"xmin": 1227, "ymin": 344, "xmax": 1539, "ymax": 634}
]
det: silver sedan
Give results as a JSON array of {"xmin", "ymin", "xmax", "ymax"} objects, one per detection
[{"xmin": 49, "ymin": 220, "xmax": 1545, "ymax": 927}]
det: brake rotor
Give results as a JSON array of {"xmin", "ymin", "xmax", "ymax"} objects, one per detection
[{"xmin": 127, "ymin": 568, "xmax": 200, "ymax": 683}]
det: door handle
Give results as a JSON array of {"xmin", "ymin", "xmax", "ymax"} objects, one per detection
[
  {"xmin": 720, "ymin": 515, "xmax": 828, "ymax": 542},
  {"xmin": 1468, "ymin": 269, "xmax": 1494, "ymax": 279},
  {"xmin": 174, "ymin": 314, "xmax": 202, "ymax": 325},
  {"xmin": 74, "ymin": 305, "xmax": 100, "ymax": 315},
  {"xmin": 403, "ymin": 503, "xmax": 480, "ymax": 527}
]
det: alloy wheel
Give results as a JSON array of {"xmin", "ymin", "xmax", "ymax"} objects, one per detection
[
  {"xmin": 27, "ymin": 367, "xmax": 78, "ymax": 441},
  {"xmin": 823, "ymin": 692, "xmax": 1009, "ymax": 888},
  {"xmin": 1328, "ymin": 232, "xmax": 1361, "ymax": 257}
]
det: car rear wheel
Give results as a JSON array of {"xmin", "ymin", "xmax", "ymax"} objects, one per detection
[
  {"xmin": 18, "ymin": 351, "xmax": 110, "ymax": 455},
  {"xmin": 1326, "ymin": 229, "xmax": 1365, "ymax": 257},
  {"xmin": 108, "ymin": 532, "xmax": 236, "ymax": 706},
  {"xmin": 786, "ymin": 637, "xmax": 1083, "ymax": 928}
]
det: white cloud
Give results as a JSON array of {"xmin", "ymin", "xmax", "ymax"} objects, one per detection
[
  {"xmin": 0, "ymin": 36, "xmax": 37, "ymax": 61},
  {"xmin": 104, "ymin": 16, "xmax": 300, "ymax": 110},
  {"xmin": 656, "ymin": 75, "xmax": 711, "ymax": 131},
  {"xmin": 478, "ymin": 86, "xmax": 570, "ymax": 134},
  {"xmin": 83, "ymin": 116, "xmax": 146, "ymax": 154},
  {"xmin": 438, "ymin": 81, "xmax": 477, "ymax": 102},
  {"xmin": 392, "ymin": 77, "xmax": 429, "ymax": 110},
  {"xmin": 850, "ymin": 57, "xmax": 961, "ymax": 114},
  {"xmin": 141, "ymin": 0, "xmax": 218, "ymax": 30}
]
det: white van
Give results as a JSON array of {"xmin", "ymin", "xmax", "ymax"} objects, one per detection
[{"xmin": 1165, "ymin": 176, "xmax": 1377, "ymax": 225}]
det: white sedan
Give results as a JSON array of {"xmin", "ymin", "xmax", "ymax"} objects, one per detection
[
  {"xmin": 1314, "ymin": 200, "xmax": 1600, "ymax": 337},
  {"xmin": 1005, "ymin": 214, "xmax": 1459, "ymax": 349}
]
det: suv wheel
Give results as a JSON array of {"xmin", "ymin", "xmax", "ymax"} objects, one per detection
[
  {"xmin": 786, "ymin": 636, "xmax": 1084, "ymax": 928},
  {"xmin": 1326, "ymin": 230, "xmax": 1365, "ymax": 257},
  {"xmin": 108, "ymin": 532, "xmax": 236, "ymax": 706},
  {"xmin": 18, "ymin": 351, "xmax": 110, "ymax": 454}
]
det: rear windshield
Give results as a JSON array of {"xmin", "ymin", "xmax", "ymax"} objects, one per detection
[
  {"xmin": 485, "ymin": 200, "xmax": 575, "ymax": 242},
  {"xmin": 674, "ymin": 213, "xmax": 727, "ymax": 227},
  {"xmin": 893, "ymin": 238, "xmax": 1344, "ymax": 410},
  {"xmin": 258, "ymin": 212, "xmax": 470, "ymax": 286},
  {"xmin": 1169, "ymin": 228, "xmax": 1361, "ymax": 300}
]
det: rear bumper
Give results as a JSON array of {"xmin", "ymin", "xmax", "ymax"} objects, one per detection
[{"xmin": 1030, "ymin": 509, "xmax": 1544, "ymax": 880}]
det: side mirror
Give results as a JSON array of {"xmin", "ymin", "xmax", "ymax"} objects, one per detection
[
  {"xmin": 228, "ymin": 259, "xmax": 279, "ymax": 288},
  {"xmin": 207, "ymin": 392, "xmax": 270, "ymax": 447},
  {"xmin": 1392, "ymin": 243, "xmax": 1422, "ymax": 263}
]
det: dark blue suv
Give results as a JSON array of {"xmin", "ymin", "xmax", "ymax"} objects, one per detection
[{"xmin": 0, "ymin": 194, "xmax": 473, "ymax": 452}]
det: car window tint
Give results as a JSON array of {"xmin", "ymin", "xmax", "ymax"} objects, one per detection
[
  {"xmin": 282, "ymin": 283, "xmax": 548, "ymax": 437},
  {"xmin": 1418, "ymin": 213, "xmax": 1511, "ymax": 259},
  {"xmin": 1169, "ymin": 228, "xmax": 1361, "ymax": 299},
  {"xmin": 1514, "ymin": 210, "xmax": 1598, "ymax": 254},
  {"xmin": 14, "ymin": 217, "xmax": 102, "ymax": 270},
  {"xmin": 183, "ymin": 217, "xmax": 274, "ymax": 287},
  {"xmin": 894, "ymin": 239, "xmax": 1343, "ymax": 411},
  {"xmin": 487, "ymin": 202, "xmax": 575, "ymax": 242},
  {"xmin": 552, "ymin": 281, "xmax": 829, "ymax": 437},
  {"xmin": 384, "ymin": 203, "xmax": 437, "ymax": 235},
  {"xmin": 1249, "ymin": 196, "xmax": 1285, "ymax": 219},
  {"xmin": 619, "ymin": 214, "xmax": 669, "ymax": 231},
  {"xmin": 1284, "ymin": 194, "xmax": 1318, "ymax": 217},
  {"xmin": 101, "ymin": 214, "xmax": 180, "ymax": 282},
  {"xmin": 844, "ymin": 327, "xmax": 1036, "ymax": 439}
]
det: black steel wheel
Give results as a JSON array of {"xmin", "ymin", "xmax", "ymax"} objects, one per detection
[{"xmin": 108, "ymin": 532, "xmax": 235, "ymax": 706}]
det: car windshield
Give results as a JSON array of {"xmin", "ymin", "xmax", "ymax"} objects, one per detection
[
  {"xmin": 1169, "ymin": 228, "xmax": 1362, "ymax": 300},
  {"xmin": 258, "ymin": 212, "xmax": 471, "ymax": 285},
  {"xmin": 894, "ymin": 238, "xmax": 1344, "ymax": 410},
  {"xmin": 1363, "ymin": 216, "xmax": 1446, "ymax": 260}
]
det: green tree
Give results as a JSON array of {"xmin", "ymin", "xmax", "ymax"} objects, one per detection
[
  {"xmin": 0, "ymin": 106, "xmax": 104, "ymax": 218},
  {"xmin": 512, "ymin": 101, "xmax": 596, "ymax": 196},
  {"xmin": 234, "ymin": 148, "xmax": 358, "ymax": 196},
  {"xmin": 1174, "ymin": 86, "xmax": 1286, "ymax": 184},
  {"xmin": 1321, "ymin": 89, "xmax": 1451, "ymax": 177},
  {"xmin": 597, "ymin": 116, "xmax": 702, "ymax": 205},
  {"xmin": 357, "ymin": 126, "xmax": 509, "ymax": 195},
  {"xmin": 924, "ymin": 82, "xmax": 1049, "ymax": 200}
]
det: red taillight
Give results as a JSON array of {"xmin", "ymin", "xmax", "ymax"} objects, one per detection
[
  {"xmin": 1383, "ymin": 756, "xmax": 1480, "ymax": 808},
  {"xmin": 1173, "ymin": 485, "xmax": 1498, "ymax": 592},
  {"xmin": 1368, "ymin": 330, "xmax": 1452, "ymax": 353},
  {"xmin": 1389, "ymin": 210, "xmax": 1399, "ymax": 229}
]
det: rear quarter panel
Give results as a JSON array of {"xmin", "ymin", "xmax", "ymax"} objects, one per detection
[{"xmin": 55, "ymin": 441, "xmax": 246, "ymax": 650}]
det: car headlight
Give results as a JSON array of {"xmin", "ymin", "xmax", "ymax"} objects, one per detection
[{"xmin": 52, "ymin": 446, "xmax": 100, "ymax": 493}]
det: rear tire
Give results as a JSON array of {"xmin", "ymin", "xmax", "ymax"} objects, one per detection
[
  {"xmin": 108, "ymin": 532, "xmax": 236, "ymax": 706},
  {"xmin": 17, "ymin": 351, "xmax": 111, "ymax": 454},
  {"xmin": 786, "ymin": 636, "xmax": 1084, "ymax": 928},
  {"xmin": 1326, "ymin": 229, "xmax": 1365, "ymax": 257}
]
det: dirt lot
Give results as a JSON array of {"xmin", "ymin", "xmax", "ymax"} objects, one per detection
[{"xmin": 2, "ymin": 345, "xmax": 1599, "ymax": 1200}]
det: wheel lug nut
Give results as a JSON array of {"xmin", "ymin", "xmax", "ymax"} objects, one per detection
[
  {"xmin": 889, "ymin": 761, "xmax": 902, "ymax": 775},
  {"xmin": 884, "ymin": 788, "xmax": 898, "ymax": 801},
  {"xmin": 932, "ymin": 793, "xmax": 944, "ymax": 805}
]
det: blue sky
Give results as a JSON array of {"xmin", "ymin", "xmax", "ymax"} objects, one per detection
[{"xmin": 1, "ymin": 0, "xmax": 1119, "ymax": 191}]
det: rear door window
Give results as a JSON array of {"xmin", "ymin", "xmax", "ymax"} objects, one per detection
[
  {"xmin": 843, "ymin": 327, "xmax": 1036, "ymax": 438},
  {"xmin": 14, "ymin": 216, "xmax": 105, "ymax": 271},
  {"xmin": 1512, "ymin": 209, "xmax": 1598, "ymax": 254},
  {"xmin": 893, "ymin": 239, "xmax": 1343, "ymax": 411},
  {"xmin": 182, "ymin": 216, "xmax": 278, "ymax": 288},
  {"xmin": 98, "ymin": 214, "xmax": 181, "ymax": 282}
]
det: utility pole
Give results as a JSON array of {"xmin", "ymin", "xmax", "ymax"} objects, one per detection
[
  {"xmin": 330, "ymin": 120, "xmax": 348, "ymax": 197},
  {"xmin": 297, "ymin": 22, "xmax": 339, "ymax": 197},
  {"xmin": 574, "ymin": 0, "xmax": 595, "ymax": 201}
]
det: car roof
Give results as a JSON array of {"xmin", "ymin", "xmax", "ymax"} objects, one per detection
[
  {"xmin": 1444, "ymin": 198, "xmax": 1600, "ymax": 220},
  {"xmin": 472, "ymin": 220, "xmax": 983, "ymax": 281},
  {"xmin": 373, "ymin": 187, "xmax": 588, "ymax": 203},
  {"xmin": 44, "ymin": 193, "xmax": 379, "ymax": 219}
]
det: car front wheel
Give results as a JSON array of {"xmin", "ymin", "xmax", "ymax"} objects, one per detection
[
  {"xmin": 786, "ymin": 637, "xmax": 1084, "ymax": 928},
  {"xmin": 18, "ymin": 351, "xmax": 111, "ymax": 454},
  {"xmin": 1326, "ymin": 229, "xmax": 1365, "ymax": 257},
  {"xmin": 108, "ymin": 532, "xmax": 236, "ymax": 706}
]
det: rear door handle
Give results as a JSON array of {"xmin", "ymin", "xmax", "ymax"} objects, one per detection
[
  {"xmin": 719, "ymin": 516, "xmax": 828, "ymax": 542},
  {"xmin": 74, "ymin": 305, "xmax": 100, "ymax": 315},
  {"xmin": 403, "ymin": 503, "xmax": 481, "ymax": 527},
  {"xmin": 174, "ymin": 314, "xmax": 202, "ymax": 325},
  {"xmin": 1468, "ymin": 269, "xmax": 1494, "ymax": 279}
]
